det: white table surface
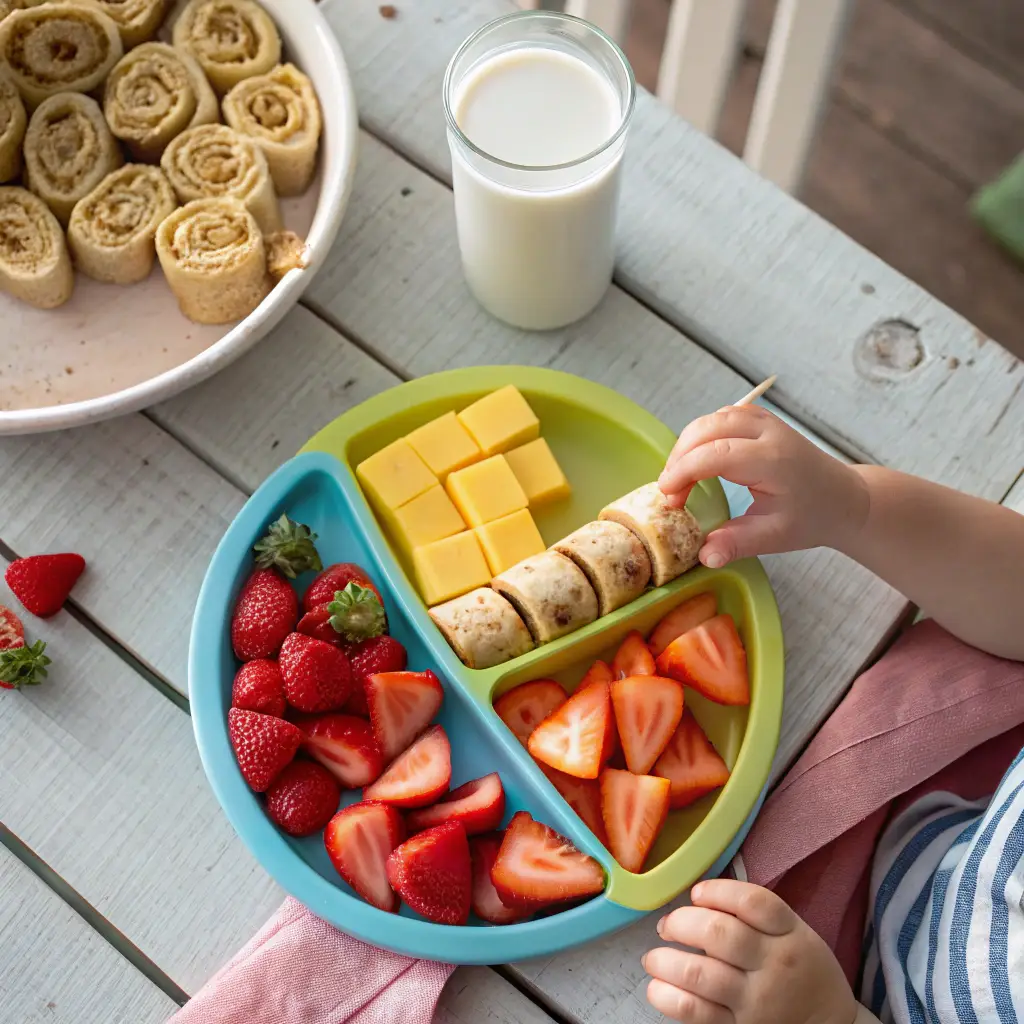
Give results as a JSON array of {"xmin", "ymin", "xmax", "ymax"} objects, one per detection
[{"xmin": 2, "ymin": 1, "xmax": 1022, "ymax": 1021}]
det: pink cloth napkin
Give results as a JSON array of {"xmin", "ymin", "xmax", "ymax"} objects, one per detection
[
  {"xmin": 170, "ymin": 897, "xmax": 454, "ymax": 1024},
  {"xmin": 738, "ymin": 619, "xmax": 1024, "ymax": 984}
]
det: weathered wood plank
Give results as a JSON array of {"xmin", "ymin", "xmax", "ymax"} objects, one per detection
[
  {"xmin": 0, "ymin": 560, "xmax": 558, "ymax": 1021},
  {"xmin": 0, "ymin": 844, "xmax": 178, "ymax": 1024},
  {"xmin": 155, "ymin": 129, "xmax": 906, "ymax": 779},
  {"xmin": 325, "ymin": 0, "xmax": 1024, "ymax": 495},
  {"xmin": 745, "ymin": 0, "xmax": 1024, "ymax": 192}
]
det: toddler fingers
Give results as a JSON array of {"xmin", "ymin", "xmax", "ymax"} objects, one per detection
[
  {"xmin": 664, "ymin": 407, "xmax": 769, "ymax": 473},
  {"xmin": 659, "ymin": 438, "xmax": 766, "ymax": 498},
  {"xmin": 690, "ymin": 880, "xmax": 797, "ymax": 937},
  {"xmin": 646, "ymin": 979, "xmax": 735, "ymax": 1024},
  {"xmin": 657, "ymin": 907, "xmax": 763, "ymax": 971},
  {"xmin": 643, "ymin": 948, "xmax": 746, "ymax": 1010},
  {"xmin": 699, "ymin": 514, "xmax": 787, "ymax": 569}
]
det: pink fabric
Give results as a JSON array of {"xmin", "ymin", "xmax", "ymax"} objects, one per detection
[
  {"xmin": 739, "ymin": 619, "xmax": 1024, "ymax": 984},
  {"xmin": 170, "ymin": 898, "xmax": 454, "ymax": 1024}
]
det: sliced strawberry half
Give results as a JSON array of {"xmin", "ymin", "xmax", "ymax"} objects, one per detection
[
  {"xmin": 470, "ymin": 832, "xmax": 532, "ymax": 924},
  {"xmin": 611, "ymin": 675, "xmax": 684, "ymax": 775},
  {"xmin": 387, "ymin": 821, "xmax": 472, "ymax": 925},
  {"xmin": 653, "ymin": 709, "xmax": 731, "ymax": 809},
  {"xmin": 491, "ymin": 811, "xmax": 605, "ymax": 909},
  {"xmin": 600, "ymin": 768, "xmax": 671, "ymax": 874},
  {"xmin": 580, "ymin": 660, "xmax": 618, "ymax": 764},
  {"xmin": 494, "ymin": 679, "xmax": 567, "ymax": 747},
  {"xmin": 227, "ymin": 708, "xmax": 302, "ymax": 792},
  {"xmin": 0, "ymin": 605, "xmax": 25, "ymax": 651},
  {"xmin": 648, "ymin": 593, "xmax": 718, "ymax": 658},
  {"xmin": 612, "ymin": 631, "xmax": 656, "ymax": 679},
  {"xmin": 324, "ymin": 801, "xmax": 405, "ymax": 912},
  {"xmin": 407, "ymin": 772, "xmax": 505, "ymax": 836},
  {"xmin": 656, "ymin": 614, "xmax": 750, "ymax": 706},
  {"xmin": 365, "ymin": 670, "xmax": 444, "ymax": 763},
  {"xmin": 538, "ymin": 763, "xmax": 609, "ymax": 847},
  {"xmin": 528, "ymin": 678, "xmax": 612, "ymax": 780},
  {"xmin": 300, "ymin": 713, "xmax": 384, "ymax": 788},
  {"xmin": 364, "ymin": 725, "xmax": 451, "ymax": 808}
]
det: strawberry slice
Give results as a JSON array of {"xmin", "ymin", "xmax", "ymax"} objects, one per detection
[
  {"xmin": 387, "ymin": 821, "xmax": 472, "ymax": 925},
  {"xmin": 491, "ymin": 811, "xmax": 604, "ymax": 909},
  {"xmin": 0, "ymin": 605, "xmax": 25, "ymax": 650},
  {"xmin": 538, "ymin": 763, "xmax": 609, "ymax": 847},
  {"xmin": 656, "ymin": 614, "xmax": 750, "ymax": 706},
  {"xmin": 611, "ymin": 675, "xmax": 685, "ymax": 775},
  {"xmin": 364, "ymin": 725, "xmax": 451, "ymax": 808},
  {"xmin": 365, "ymin": 669, "xmax": 444, "ymax": 763},
  {"xmin": 231, "ymin": 660, "xmax": 287, "ymax": 718},
  {"xmin": 346, "ymin": 635, "xmax": 408, "ymax": 718},
  {"xmin": 600, "ymin": 768, "xmax": 671, "ymax": 873},
  {"xmin": 227, "ymin": 708, "xmax": 302, "ymax": 792},
  {"xmin": 528, "ymin": 678, "xmax": 612, "ymax": 780},
  {"xmin": 648, "ymin": 593, "xmax": 718, "ymax": 657},
  {"xmin": 612, "ymin": 630, "xmax": 656, "ymax": 679},
  {"xmin": 653, "ymin": 709, "xmax": 731, "ymax": 809},
  {"xmin": 407, "ymin": 772, "xmax": 505, "ymax": 836},
  {"xmin": 470, "ymin": 833, "xmax": 531, "ymax": 924},
  {"xmin": 324, "ymin": 800, "xmax": 405, "ymax": 912},
  {"xmin": 580, "ymin": 660, "xmax": 619, "ymax": 763},
  {"xmin": 300, "ymin": 713, "xmax": 384, "ymax": 788},
  {"xmin": 494, "ymin": 679, "xmax": 567, "ymax": 747},
  {"xmin": 265, "ymin": 760, "xmax": 341, "ymax": 836}
]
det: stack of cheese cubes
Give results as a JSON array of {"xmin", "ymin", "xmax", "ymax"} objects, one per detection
[{"xmin": 356, "ymin": 385, "xmax": 572, "ymax": 607}]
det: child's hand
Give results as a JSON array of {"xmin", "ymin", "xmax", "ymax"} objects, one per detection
[
  {"xmin": 658, "ymin": 405, "xmax": 867, "ymax": 568},
  {"xmin": 643, "ymin": 880, "xmax": 859, "ymax": 1024}
]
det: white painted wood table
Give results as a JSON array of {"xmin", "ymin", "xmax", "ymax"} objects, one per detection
[{"xmin": 2, "ymin": 2, "xmax": 1022, "ymax": 1021}]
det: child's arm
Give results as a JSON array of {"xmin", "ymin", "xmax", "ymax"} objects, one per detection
[{"xmin": 658, "ymin": 405, "xmax": 1024, "ymax": 661}]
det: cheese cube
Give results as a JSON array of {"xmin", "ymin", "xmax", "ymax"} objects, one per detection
[
  {"xmin": 475, "ymin": 509, "xmax": 546, "ymax": 576},
  {"xmin": 414, "ymin": 532, "xmax": 491, "ymax": 605},
  {"xmin": 406, "ymin": 411, "xmax": 482, "ymax": 480},
  {"xmin": 387, "ymin": 485, "xmax": 466, "ymax": 553},
  {"xmin": 504, "ymin": 438, "xmax": 572, "ymax": 506},
  {"xmin": 445, "ymin": 455, "xmax": 528, "ymax": 528},
  {"xmin": 457, "ymin": 385, "xmax": 540, "ymax": 456},
  {"xmin": 357, "ymin": 439, "xmax": 436, "ymax": 511}
]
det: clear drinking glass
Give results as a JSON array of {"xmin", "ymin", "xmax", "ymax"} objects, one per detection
[{"xmin": 444, "ymin": 11, "xmax": 636, "ymax": 331}]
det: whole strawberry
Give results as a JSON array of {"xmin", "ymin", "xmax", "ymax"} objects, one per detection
[
  {"xmin": 232, "ymin": 660, "xmax": 287, "ymax": 717},
  {"xmin": 228, "ymin": 708, "xmax": 302, "ymax": 791},
  {"xmin": 5, "ymin": 553, "xmax": 85, "ymax": 617},
  {"xmin": 303, "ymin": 563, "xmax": 382, "ymax": 613},
  {"xmin": 231, "ymin": 569, "xmax": 298, "ymax": 661},
  {"xmin": 265, "ymin": 760, "xmax": 341, "ymax": 836},
  {"xmin": 278, "ymin": 632, "xmax": 352, "ymax": 713},
  {"xmin": 252, "ymin": 514, "xmax": 323, "ymax": 580},
  {"xmin": 328, "ymin": 583, "xmax": 387, "ymax": 643},
  {"xmin": 345, "ymin": 635, "xmax": 407, "ymax": 716},
  {"xmin": 296, "ymin": 605, "xmax": 345, "ymax": 647}
]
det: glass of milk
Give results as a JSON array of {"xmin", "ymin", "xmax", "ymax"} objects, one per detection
[{"xmin": 444, "ymin": 11, "xmax": 636, "ymax": 331}]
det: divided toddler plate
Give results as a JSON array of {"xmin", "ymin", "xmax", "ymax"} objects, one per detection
[{"xmin": 190, "ymin": 366, "xmax": 784, "ymax": 964}]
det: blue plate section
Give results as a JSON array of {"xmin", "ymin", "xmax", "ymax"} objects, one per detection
[{"xmin": 190, "ymin": 451, "xmax": 648, "ymax": 963}]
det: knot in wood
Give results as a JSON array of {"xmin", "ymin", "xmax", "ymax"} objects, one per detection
[{"xmin": 854, "ymin": 319, "xmax": 924, "ymax": 382}]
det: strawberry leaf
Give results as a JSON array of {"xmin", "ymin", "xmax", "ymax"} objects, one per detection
[
  {"xmin": 0, "ymin": 640, "xmax": 51, "ymax": 690},
  {"xmin": 253, "ymin": 514, "xmax": 323, "ymax": 579},
  {"xmin": 328, "ymin": 583, "xmax": 387, "ymax": 642}
]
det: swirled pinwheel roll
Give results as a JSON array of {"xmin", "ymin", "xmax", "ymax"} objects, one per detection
[
  {"xmin": 0, "ymin": 3, "xmax": 123, "ymax": 110},
  {"xmin": 172, "ymin": 0, "xmax": 280, "ymax": 96},
  {"xmin": 0, "ymin": 186, "xmax": 73, "ymax": 308},
  {"xmin": 0, "ymin": 68, "xmax": 26, "ymax": 182},
  {"xmin": 23, "ymin": 92, "xmax": 123, "ymax": 224},
  {"xmin": 223, "ymin": 63, "xmax": 322, "ymax": 196},
  {"xmin": 160, "ymin": 122, "xmax": 281, "ymax": 233},
  {"xmin": 89, "ymin": 0, "xmax": 167, "ymax": 48},
  {"xmin": 104, "ymin": 42, "xmax": 218, "ymax": 162},
  {"xmin": 155, "ymin": 197, "xmax": 270, "ymax": 324},
  {"xmin": 68, "ymin": 164, "xmax": 177, "ymax": 284},
  {"xmin": 0, "ymin": 0, "xmax": 30, "ymax": 24}
]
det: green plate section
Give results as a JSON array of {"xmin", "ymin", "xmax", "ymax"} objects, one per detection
[{"xmin": 302, "ymin": 366, "xmax": 784, "ymax": 912}]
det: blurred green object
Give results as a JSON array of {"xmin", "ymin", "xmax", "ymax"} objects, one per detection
[{"xmin": 972, "ymin": 153, "xmax": 1024, "ymax": 264}]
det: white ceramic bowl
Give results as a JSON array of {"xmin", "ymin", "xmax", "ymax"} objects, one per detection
[{"xmin": 0, "ymin": 0, "xmax": 358, "ymax": 435}]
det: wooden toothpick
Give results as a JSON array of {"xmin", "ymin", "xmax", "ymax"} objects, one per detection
[{"xmin": 735, "ymin": 374, "xmax": 777, "ymax": 407}]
